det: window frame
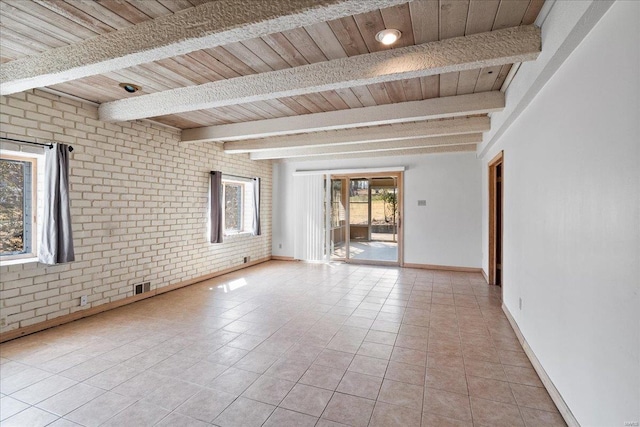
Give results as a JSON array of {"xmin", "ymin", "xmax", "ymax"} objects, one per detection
[{"xmin": 0, "ymin": 153, "xmax": 38, "ymax": 261}]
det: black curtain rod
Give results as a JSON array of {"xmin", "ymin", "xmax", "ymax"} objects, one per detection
[{"xmin": 0, "ymin": 136, "xmax": 73, "ymax": 152}]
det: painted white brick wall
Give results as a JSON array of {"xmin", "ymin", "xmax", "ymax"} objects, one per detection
[{"xmin": 0, "ymin": 90, "xmax": 272, "ymax": 333}]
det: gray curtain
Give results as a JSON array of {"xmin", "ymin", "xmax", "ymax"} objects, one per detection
[
  {"xmin": 39, "ymin": 143, "xmax": 74, "ymax": 264},
  {"xmin": 210, "ymin": 171, "xmax": 223, "ymax": 243},
  {"xmin": 252, "ymin": 177, "xmax": 261, "ymax": 236}
]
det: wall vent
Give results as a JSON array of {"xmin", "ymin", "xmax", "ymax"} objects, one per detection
[{"xmin": 134, "ymin": 282, "xmax": 151, "ymax": 295}]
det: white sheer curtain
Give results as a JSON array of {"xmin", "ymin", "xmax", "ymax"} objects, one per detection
[{"xmin": 293, "ymin": 174, "xmax": 325, "ymax": 262}]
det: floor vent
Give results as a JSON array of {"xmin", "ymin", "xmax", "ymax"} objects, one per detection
[{"xmin": 134, "ymin": 282, "xmax": 151, "ymax": 295}]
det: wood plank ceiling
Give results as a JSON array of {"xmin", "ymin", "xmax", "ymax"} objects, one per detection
[{"xmin": 0, "ymin": 0, "xmax": 545, "ymax": 158}]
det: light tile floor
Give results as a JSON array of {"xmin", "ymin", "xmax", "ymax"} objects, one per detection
[{"xmin": 0, "ymin": 261, "xmax": 566, "ymax": 427}]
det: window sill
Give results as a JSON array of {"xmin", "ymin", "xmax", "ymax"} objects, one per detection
[
  {"xmin": 0, "ymin": 257, "xmax": 39, "ymax": 267},
  {"xmin": 224, "ymin": 231, "xmax": 254, "ymax": 239}
]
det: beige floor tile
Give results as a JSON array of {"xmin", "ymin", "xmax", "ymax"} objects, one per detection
[
  {"xmin": 264, "ymin": 358, "xmax": 310, "ymax": 382},
  {"xmin": 49, "ymin": 418, "xmax": 82, "ymax": 427},
  {"xmin": 180, "ymin": 360, "xmax": 228, "ymax": 386},
  {"xmin": 421, "ymin": 411, "xmax": 473, "ymax": 427},
  {"xmin": 395, "ymin": 334, "xmax": 429, "ymax": 351},
  {"xmin": 141, "ymin": 378, "xmax": 203, "ymax": 410},
  {"xmin": 39, "ymin": 352, "xmax": 93, "ymax": 374},
  {"xmin": 0, "ymin": 262, "xmax": 563, "ymax": 427},
  {"xmin": 463, "ymin": 359, "xmax": 507, "ymax": 381},
  {"xmin": 398, "ymin": 324, "xmax": 429, "ymax": 338},
  {"xmin": 263, "ymin": 407, "xmax": 318, "ymax": 427},
  {"xmin": 122, "ymin": 350, "xmax": 172, "ymax": 371},
  {"xmin": 111, "ymin": 371, "xmax": 167, "ymax": 399},
  {"xmin": 510, "ymin": 383, "xmax": 559, "ymax": 412},
  {"xmin": 234, "ymin": 351, "xmax": 278, "ymax": 374},
  {"xmin": 175, "ymin": 388, "xmax": 236, "ymax": 422},
  {"xmin": 371, "ymin": 320, "xmax": 401, "ymax": 334},
  {"xmin": 348, "ymin": 355, "xmax": 389, "ymax": 377},
  {"xmin": 83, "ymin": 364, "xmax": 140, "ymax": 390},
  {"xmin": 314, "ymin": 349, "xmax": 354, "ymax": 371},
  {"xmin": 64, "ymin": 391, "xmax": 133, "ymax": 427},
  {"xmin": 279, "ymin": 383, "xmax": 333, "ymax": 417},
  {"xmin": 467, "ymin": 375, "xmax": 516, "ymax": 404},
  {"xmin": 1, "ymin": 406, "xmax": 59, "ymax": 427},
  {"xmin": 0, "ymin": 396, "xmax": 30, "ymax": 421},
  {"xmin": 283, "ymin": 343, "xmax": 323, "ymax": 364},
  {"xmin": 59, "ymin": 358, "xmax": 117, "ymax": 382},
  {"xmin": 36, "ymin": 383, "xmax": 104, "ymax": 416},
  {"xmin": 0, "ymin": 367, "xmax": 53, "ymax": 394},
  {"xmin": 336, "ymin": 371, "xmax": 382, "ymax": 399},
  {"xmin": 300, "ymin": 364, "xmax": 345, "ymax": 390},
  {"xmin": 370, "ymin": 401, "xmax": 422, "ymax": 427},
  {"xmin": 384, "ymin": 361, "xmax": 425, "ymax": 386},
  {"xmin": 378, "ymin": 379, "xmax": 423, "ymax": 410},
  {"xmin": 207, "ymin": 346, "xmax": 249, "ymax": 366},
  {"xmin": 498, "ymin": 349, "xmax": 533, "ymax": 368},
  {"xmin": 321, "ymin": 392, "xmax": 375, "ymax": 427},
  {"xmin": 208, "ymin": 367, "xmax": 260, "ymax": 395},
  {"xmin": 470, "ymin": 396, "xmax": 525, "ymax": 427},
  {"xmin": 365, "ymin": 330, "xmax": 398, "ymax": 345},
  {"xmin": 357, "ymin": 341, "xmax": 394, "ymax": 360},
  {"xmin": 428, "ymin": 339, "xmax": 463, "ymax": 357},
  {"xmin": 242, "ymin": 375, "xmax": 295, "ymax": 405},
  {"xmin": 227, "ymin": 334, "xmax": 266, "ymax": 351},
  {"xmin": 0, "ymin": 361, "xmax": 31, "ymax": 378},
  {"xmin": 520, "ymin": 407, "xmax": 567, "ymax": 426},
  {"xmin": 423, "ymin": 387, "xmax": 472, "ymax": 421},
  {"xmin": 427, "ymin": 353, "xmax": 464, "ymax": 370},
  {"xmin": 425, "ymin": 367, "xmax": 469, "ymax": 395},
  {"xmin": 149, "ymin": 354, "xmax": 199, "ymax": 378},
  {"xmin": 101, "ymin": 401, "xmax": 169, "ymax": 427},
  {"xmin": 213, "ymin": 397, "xmax": 275, "ymax": 427},
  {"xmin": 504, "ymin": 365, "xmax": 545, "ymax": 387},
  {"xmin": 391, "ymin": 346, "xmax": 427, "ymax": 367},
  {"xmin": 154, "ymin": 412, "xmax": 211, "ymax": 427},
  {"xmin": 10, "ymin": 375, "xmax": 77, "ymax": 405}
]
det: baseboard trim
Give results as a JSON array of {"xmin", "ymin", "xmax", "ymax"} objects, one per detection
[
  {"xmin": 501, "ymin": 304, "xmax": 579, "ymax": 427},
  {"xmin": 481, "ymin": 269, "xmax": 489, "ymax": 283},
  {"xmin": 403, "ymin": 263, "xmax": 482, "ymax": 273},
  {"xmin": 0, "ymin": 256, "xmax": 271, "ymax": 343},
  {"xmin": 270, "ymin": 256, "xmax": 295, "ymax": 261}
]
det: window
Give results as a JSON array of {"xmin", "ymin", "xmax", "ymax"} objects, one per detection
[
  {"xmin": 0, "ymin": 153, "xmax": 40, "ymax": 260},
  {"xmin": 222, "ymin": 178, "xmax": 254, "ymax": 235}
]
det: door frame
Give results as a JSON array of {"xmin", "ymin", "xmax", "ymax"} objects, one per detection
[
  {"xmin": 488, "ymin": 151, "xmax": 504, "ymax": 286},
  {"xmin": 330, "ymin": 171, "xmax": 403, "ymax": 266}
]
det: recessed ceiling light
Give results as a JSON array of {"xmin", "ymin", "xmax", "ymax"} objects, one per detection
[
  {"xmin": 119, "ymin": 83, "xmax": 141, "ymax": 93},
  {"xmin": 375, "ymin": 28, "xmax": 402, "ymax": 45}
]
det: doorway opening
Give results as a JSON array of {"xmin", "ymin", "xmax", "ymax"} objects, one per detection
[
  {"xmin": 330, "ymin": 173, "xmax": 402, "ymax": 265},
  {"xmin": 488, "ymin": 151, "xmax": 504, "ymax": 287}
]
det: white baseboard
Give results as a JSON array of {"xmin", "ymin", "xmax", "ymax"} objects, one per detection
[{"xmin": 502, "ymin": 303, "xmax": 580, "ymax": 427}]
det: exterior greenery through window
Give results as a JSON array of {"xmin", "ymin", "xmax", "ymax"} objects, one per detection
[
  {"xmin": 0, "ymin": 154, "xmax": 37, "ymax": 259},
  {"xmin": 222, "ymin": 178, "xmax": 254, "ymax": 235}
]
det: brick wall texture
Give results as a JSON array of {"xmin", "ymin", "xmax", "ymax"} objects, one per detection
[{"xmin": 0, "ymin": 89, "xmax": 272, "ymax": 333}]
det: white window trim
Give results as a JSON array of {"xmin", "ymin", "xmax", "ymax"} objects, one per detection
[{"xmin": 0, "ymin": 151, "xmax": 40, "ymax": 263}]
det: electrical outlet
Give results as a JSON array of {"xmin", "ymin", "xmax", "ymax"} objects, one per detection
[
  {"xmin": 0, "ymin": 317, "xmax": 6, "ymax": 327},
  {"xmin": 278, "ymin": 243, "xmax": 282, "ymax": 249},
  {"xmin": 80, "ymin": 295, "xmax": 88, "ymax": 306},
  {"xmin": 243, "ymin": 256, "xmax": 250, "ymax": 263},
  {"xmin": 519, "ymin": 297, "xmax": 522, "ymax": 310}
]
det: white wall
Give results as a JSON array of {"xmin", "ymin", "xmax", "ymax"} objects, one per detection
[
  {"xmin": 481, "ymin": 1, "xmax": 639, "ymax": 424},
  {"xmin": 273, "ymin": 152, "xmax": 482, "ymax": 268}
]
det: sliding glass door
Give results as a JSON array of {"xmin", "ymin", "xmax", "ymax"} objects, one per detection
[{"xmin": 329, "ymin": 174, "xmax": 401, "ymax": 265}]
